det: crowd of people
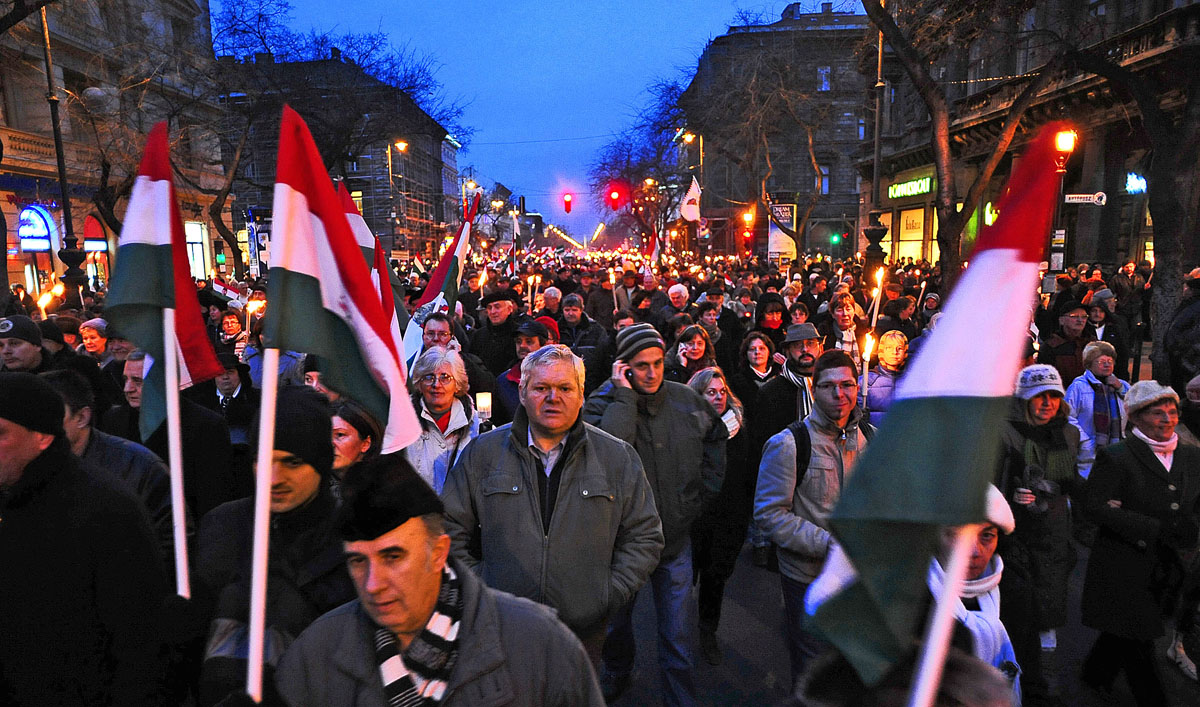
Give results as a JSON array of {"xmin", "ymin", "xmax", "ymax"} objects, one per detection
[{"xmin": 1, "ymin": 250, "xmax": 1199, "ymax": 706}]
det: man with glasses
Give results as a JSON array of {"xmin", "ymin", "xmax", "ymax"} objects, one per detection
[
  {"xmin": 754, "ymin": 350, "xmax": 873, "ymax": 690},
  {"xmin": 421, "ymin": 312, "xmax": 494, "ymax": 396},
  {"xmin": 1038, "ymin": 300, "xmax": 1096, "ymax": 383}
]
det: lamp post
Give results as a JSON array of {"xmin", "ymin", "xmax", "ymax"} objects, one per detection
[
  {"xmin": 39, "ymin": 8, "xmax": 85, "ymax": 308},
  {"xmin": 863, "ymin": 0, "xmax": 889, "ymax": 278},
  {"xmin": 1048, "ymin": 128, "xmax": 1078, "ymax": 272},
  {"xmin": 386, "ymin": 139, "xmax": 408, "ymax": 256}
]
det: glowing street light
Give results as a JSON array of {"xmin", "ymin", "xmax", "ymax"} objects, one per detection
[
  {"xmin": 394, "ymin": 140, "xmax": 408, "ymax": 152},
  {"xmin": 681, "ymin": 132, "xmax": 696, "ymax": 144},
  {"xmin": 742, "ymin": 211, "xmax": 754, "ymax": 225},
  {"xmin": 1054, "ymin": 130, "xmax": 1077, "ymax": 154}
]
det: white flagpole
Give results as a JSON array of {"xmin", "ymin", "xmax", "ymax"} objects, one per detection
[
  {"xmin": 161, "ymin": 308, "xmax": 190, "ymax": 598},
  {"xmin": 246, "ymin": 348, "xmax": 280, "ymax": 702},
  {"xmin": 906, "ymin": 523, "xmax": 976, "ymax": 707}
]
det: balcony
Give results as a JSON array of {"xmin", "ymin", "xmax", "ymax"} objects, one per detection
[{"xmin": 0, "ymin": 125, "xmax": 100, "ymax": 180}]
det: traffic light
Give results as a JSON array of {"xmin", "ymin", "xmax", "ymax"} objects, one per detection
[
  {"xmin": 214, "ymin": 240, "xmax": 226, "ymax": 265},
  {"xmin": 563, "ymin": 193, "xmax": 573, "ymax": 214},
  {"xmin": 605, "ymin": 181, "xmax": 627, "ymax": 211},
  {"xmin": 830, "ymin": 232, "xmax": 842, "ymax": 246}
]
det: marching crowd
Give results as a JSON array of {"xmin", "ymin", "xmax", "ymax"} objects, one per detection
[{"xmin": 2, "ymin": 252, "xmax": 1200, "ymax": 706}]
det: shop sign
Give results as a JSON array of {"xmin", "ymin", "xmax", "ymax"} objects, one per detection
[
  {"xmin": 17, "ymin": 205, "xmax": 54, "ymax": 252},
  {"xmin": 888, "ymin": 176, "xmax": 933, "ymax": 200}
]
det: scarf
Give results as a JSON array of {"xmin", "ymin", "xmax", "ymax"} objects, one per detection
[
  {"xmin": 1132, "ymin": 428, "xmax": 1178, "ymax": 471},
  {"xmin": 780, "ymin": 363, "xmax": 813, "ymax": 421},
  {"xmin": 1083, "ymin": 370, "xmax": 1123, "ymax": 447},
  {"xmin": 928, "ymin": 557, "xmax": 1014, "ymax": 670},
  {"xmin": 374, "ymin": 565, "xmax": 463, "ymax": 706}
]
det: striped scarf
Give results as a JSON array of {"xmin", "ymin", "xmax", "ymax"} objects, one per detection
[{"xmin": 374, "ymin": 565, "xmax": 463, "ymax": 706}]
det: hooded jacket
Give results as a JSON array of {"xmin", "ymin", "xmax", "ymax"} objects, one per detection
[{"xmin": 441, "ymin": 407, "xmax": 662, "ymax": 631}]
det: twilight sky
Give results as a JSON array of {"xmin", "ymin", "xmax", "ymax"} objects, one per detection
[{"xmin": 283, "ymin": 0, "xmax": 807, "ymax": 237}]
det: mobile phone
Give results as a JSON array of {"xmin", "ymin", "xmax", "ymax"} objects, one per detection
[{"xmin": 625, "ymin": 369, "xmax": 634, "ymax": 382}]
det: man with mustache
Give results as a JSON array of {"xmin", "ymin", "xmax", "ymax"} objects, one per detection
[{"xmin": 753, "ymin": 323, "xmax": 825, "ymax": 454}]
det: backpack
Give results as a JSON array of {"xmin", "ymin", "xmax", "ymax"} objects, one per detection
[{"xmin": 786, "ymin": 418, "xmax": 875, "ymax": 485}]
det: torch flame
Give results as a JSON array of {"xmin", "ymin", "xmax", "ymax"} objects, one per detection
[{"xmin": 863, "ymin": 334, "xmax": 875, "ymax": 360}]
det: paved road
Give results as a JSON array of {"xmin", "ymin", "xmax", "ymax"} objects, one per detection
[{"xmin": 610, "ymin": 542, "xmax": 1200, "ymax": 706}]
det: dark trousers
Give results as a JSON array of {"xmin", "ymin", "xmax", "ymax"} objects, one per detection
[
  {"xmin": 1082, "ymin": 632, "xmax": 1166, "ymax": 707},
  {"xmin": 693, "ymin": 514, "xmax": 750, "ymax": 633},
  {"xmin": 780, "ymin": 574, "xmax": 829, "ymax": 689}
]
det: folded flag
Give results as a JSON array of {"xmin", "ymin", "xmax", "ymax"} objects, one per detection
[
  {"xmin": 809, "ymin": 123, "xmax": 1066, "ymax": 685},
  {"xmin": 106, "ymin": 122, "xmax": 223, "ymax": 441},
  {"xmin": 264, "ymin": 105, "xmax": 420, "ymax": 453}
]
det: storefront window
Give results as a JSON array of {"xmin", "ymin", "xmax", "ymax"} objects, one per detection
[
  {"xmin": 184, "ymin": 221, "xmax": 208, "ymax": 280},
  {"xmin": 896, "ymin": 207, "xmax": 925, "ymax": 263}
]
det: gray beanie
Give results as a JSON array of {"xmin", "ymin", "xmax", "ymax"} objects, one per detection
[{"xmin": 615, "ymin": 322, "xmax": 665, "ymax": 362}]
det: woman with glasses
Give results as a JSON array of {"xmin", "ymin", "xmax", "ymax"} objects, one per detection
[
  {"xmin": 404, "ymin": 346, "xmax": 481, "ymax": 493},
  {"xmin": 665, "ymin": 324, "xmax": 716, "ymax": 383}
]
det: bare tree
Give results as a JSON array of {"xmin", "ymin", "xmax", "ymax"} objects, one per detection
[{"xmin": 0, "ymin": 0, "xmax": 55, "ymax": 36}]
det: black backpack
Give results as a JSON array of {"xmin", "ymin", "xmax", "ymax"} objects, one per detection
[{"xmin": 786, "ymin": 418, "xmax": 875, "ymax": 485}]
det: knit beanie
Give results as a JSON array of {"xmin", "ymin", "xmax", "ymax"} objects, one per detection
[
  {"xmin": 562, "ymin": 293, "xmax": 584, "ymax": 309},
  {"xmin": 1125, "ymin": 380, "xmax": 1178, "ymax": 417},
  {"xmin": 336, "ymin": 454, "xmax": 445, "ymax": 541},
  {"xmin": 1082, "ymin": 341, "xmax": 1117, "ymax": 369},
  {"xmin": 80, "ymin": 317, "xmax": 108, "ymax": 337},
  {"xmin": 1015, "ymin": 364, "xmax": 1064, "ymax": 400},
  {"xmin": 0, "ymin": 315, "xmax": 42, "ymax": 347},
  {"xmin": 37, "ymin": 320, "xmax": 65, "ymax": 346},
  {"xmin": 615, "ymin": 322, "xmax": 665, "ymax": 363},
  {"xmin": 0, "ymin": 372, "xmax": 64, "ymax": 437},
  {"xmin": 261, "ymin": 386, "xmax": 334, "ymax": 477}
]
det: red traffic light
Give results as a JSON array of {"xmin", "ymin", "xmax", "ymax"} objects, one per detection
[
  {"xmin": 563, "ymin": 193, "xmax": 573, "ymax": 213},
  {"xmin": 605, "ymin": 182, "xmax": 627, "ymax": 211}
]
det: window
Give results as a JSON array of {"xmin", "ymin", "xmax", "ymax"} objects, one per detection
[
  {"xmin": 183, "ymin": 222, "xmax": 208, "ymax": 280},
  {"xmin": 817, "ymin": 66, "xmax": 831, "ymax": 91},
  {"xmin": 896, "ymin": 208, "xmax": 925, "ymax": 263},
  {"xmin": 346, "ymin": 159, "xmax": 360, "ymax": 173},
  {"xmin": 858, "ymin": 118, "xmax": 866, "ymax": 140},
  {"xmin": 815, "ymin": 164, "xmax": 830, "ymax": 195},
  {"xmin": 351, "ymin": 190, "xmax": 364, "ymax": 213}
]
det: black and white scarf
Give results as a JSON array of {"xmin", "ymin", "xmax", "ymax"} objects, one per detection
[{"xmin": 374, "ymin": 565, "xmax": 463, "ymax": 706}]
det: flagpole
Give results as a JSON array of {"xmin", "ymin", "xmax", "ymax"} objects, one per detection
[
  {"xmin": 906, "ymin": 524, "xmax": 976, "ymax": 707},
  {"xmin": 246, "ymin": 348, "xmax": 280, "ymax": 702},
  {"xmin": 161, "ymin": 308, "xmax": 190, "ymax": 598}
]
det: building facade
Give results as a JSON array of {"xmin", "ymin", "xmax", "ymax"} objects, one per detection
[
  {"xmin": 1, "ymin": 0, "xmax": 226, "ymax": 294},
  {"xmin": 863, "ymin": 0, "xmax": 1199, "ymax": 268},
  {"xmin": 680, "ymin": 3, "xmax": 869, "ymax": 260}
]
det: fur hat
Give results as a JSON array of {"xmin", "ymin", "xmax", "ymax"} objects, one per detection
[
  {"xmin": 480, "ymin": 289, "xmax": 521, "ymax": 307},
  {"xmin": 1082, "ymin": 341, "xmax": 1117, "ymax": 370},
  {"xmin": 1125, "ymin": 380, "xmax": 1179, "ymax": 418},
  {"xmin": 1015, "ymin": 364, "xmax": 1064, "ymax": 400}
]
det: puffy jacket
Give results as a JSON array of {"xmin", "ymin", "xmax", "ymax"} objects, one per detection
[
  {"xmin": 80, "ymin": 428, "xmax": 179, "ymax": 571},
  {"xmin": 583, "ymin": 379, "xmax": 726, "ymax": 560},
  {"xmin": 275, "ymin": 558, "xmax": 605, "ymax": 707},
  {"xmin": 861, "ymin": 365, "xmax": 902, "ymax": 427},
  {"xmin": 754, "ymin": 403, "xmax": 869, "ymax": 583},
  {"xmin": 404, "ymin": 395, "xmax": 481, "ymax": 494},
  {"xmin": 1064, "ymin": 369, "xmax": 1129, "ymax": 478},
  {"xmin": 442, "ymin": 408, "xmax": 662, "ymax": 631}
]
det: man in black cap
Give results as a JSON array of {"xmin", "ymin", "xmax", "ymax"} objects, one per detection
[
  {"xmin": 0, "ymin": 372, "xmax": 167, "ymax": 705},
  {"xmin": 194, "ymin": 385, "xmax": 356, "ymax": 705},
  {"xmin": 471, "ymin": 289, "xmax": 526, "ymax": 376},
  {"xmin": 558, "ymin": 292, "xmax": 612, "ymax": 394},
  {"xmin": 493, "ymin": 318, "xmax": 550, "ymax": 427},
  {"xmin": 275, "ymin": 455, "xmax": 605, "ymax": 705},
  {"xmin": 205, "ymin": 352, "xmax": 261, "ymax": 446},
  {"xmin": 1, "ymin": 313, "xmax": 117, "ymax": 410},
  {"xmin": 583, "ymin": 322, "xmax": 726, "ymax": 704},
  {"xmin": 755, "ymin": 323, "xmax": 824, "ymax": 449}
]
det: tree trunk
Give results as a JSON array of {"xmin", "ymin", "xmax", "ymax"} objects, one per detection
[{"xmin": 207, "ymin": 124, "xmax": 251, "ymax": 280}]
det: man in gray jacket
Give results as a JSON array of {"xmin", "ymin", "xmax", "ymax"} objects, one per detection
[
  {"xmin": 441, "ymin": 345, "xmax": 663, "ymax": 665},
  {"xmin": 753, "ymin": 349, "xmax": 871, "ymax": 690},
  {"xmin": 277, "ymin": 456, "xmax": 604, "ymax": 706},
  {"xmin": 582, "ymin": 323, "xmax": 726, "ymax": 706}
]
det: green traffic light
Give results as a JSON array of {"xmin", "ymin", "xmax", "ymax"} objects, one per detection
[
  {"xmin": 216, "ymin": 253, "xmax": 226, "ymax": 264},
  {"xmin": 830, "ymin": 233, "xmax": 842, "ymax": 245}
]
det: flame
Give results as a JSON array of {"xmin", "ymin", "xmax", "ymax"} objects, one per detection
[{"xmin": 863, "ymin": 334, "xmax": 875, "ymax": 361}]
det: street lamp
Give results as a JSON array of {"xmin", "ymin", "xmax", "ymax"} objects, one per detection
[
  {"xmin": 394, "ymin": 140, "xmax": 409, "ymax": 153},
  {"xmin": 1049, "ymin": 127, "xmax": 1079, "ymax": 272}
]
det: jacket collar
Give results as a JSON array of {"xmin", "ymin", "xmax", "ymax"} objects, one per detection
[
  {"xmin": 507, "ymin": 406, "xmax": 587, "ymax": 459},
  {"xmin": 1126, "ymin": 434, "xmax": 1172, "ymax": 481},
  {"xmin": 806, "ymin": 397, "xmax": 863, "ymax": 437},
  {"xmin": 637, "ymin": 382, "xmax": 669, "ymax": 415}
]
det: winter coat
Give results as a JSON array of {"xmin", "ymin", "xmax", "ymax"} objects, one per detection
[
  {"xmin": 195, "ymin": 485, "xmax": 355, "ymax": 706},
  {"xmin": 754, "ymin": 402, "xmax": 870, "ymax": 583},
  {"xmin": 861, "ymin": 365, "xmax": 902, "ymax": 427},
  {"xmin": 584, "ymin": 285, "xmax": 617, "ymax": 331},
  {"xmin": 101, "ymin": 397, "xmax": 244, "ymax": 517},
  {"xmin": 0, "ymin": 440, "xmax": 167, "ymax": 706},
  {"xmin": 80, "ymin": 428, "xmax": 178, "ymax": 572},
  {"xmin": 441, "ymin": 408, "xmax": 663, "ymax": 631},
  {"xmin": 1036, "ymin": 329, "xmax": 1096, "ymax": 385},
  {"xmin": 583, "ymin": 379, "xmax": 726, "ymax": 560},
  {"xmin": 1064, "ymin": 369, "xmax": 1129, "ymax": 478},
  {"xmin": 404, "ymin": 395, "xmax": 481, "ymax": 494},
  {"xmin": 1082, "ymin": 438, "xmax": 1200, "ymax": 640},
  {"xmin": 993, "ymin": 401, "xmax": 1082, "ymax": 631},
  {"xmin": 557, "ymin": 313, "xmax": 612, "ymax": 394},
  {"xmin": 471, "ymin": 313, "xmax": 524, "ymax": 376},
  {"xmin": 1165, "ymin": 293, "xmax": 1200, "ymax": 394},
  {"xmin": 752, "ymin": 368, "xmax": 814, "ymax": 455},
  {"xmin": 275, "ymin": 558, "xmax": 605, "ymax": 707},
  {"xmin": 1088, "ymin": 318, "xmax": 1132, "ymax": 380}
]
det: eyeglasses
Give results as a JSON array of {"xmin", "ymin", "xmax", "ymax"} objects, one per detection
[
  {"xmin": 1062, "ymin": 315, "xmax": 1087, "ymax": 321},
  {"xmin": 425, "ymin": 331, "xmax": 453, "ymax": 341},
  {"xmin": 420, "ymin": 373, "xmax": 455, "ymax": 386},
  {"xmin": 815, "ymin": 381, "xmax": 859, "ymax": 393}
]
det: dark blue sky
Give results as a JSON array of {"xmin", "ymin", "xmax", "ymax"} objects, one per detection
[{"xmin": 285, "ymin": 0, "xmax": 803, "ymax": 236}]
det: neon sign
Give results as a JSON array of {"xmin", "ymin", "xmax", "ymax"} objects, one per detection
[
  {"xmin": 888, "ymin": 176, "xmax": 933, "ymax": 200},
  {"xmin": 18, "ymin": 206, "xmax": 54, "ymax": 252},
  {"xmin": 1125, "ymin": 172, "xmax": 1147, "ymax": 194}
]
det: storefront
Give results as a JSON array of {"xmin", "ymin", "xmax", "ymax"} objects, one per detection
[{"xmin": 876, "ymin": 168, "xmax": 992, "ymax": 266}]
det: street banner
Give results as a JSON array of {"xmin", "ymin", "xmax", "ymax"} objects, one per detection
[
  {"xmin": 807, "ymin": 124, "xmax": 1066, "ymax": 693},
  {"xmin": 106, "ymin": 121, "xmax": 223, "ymax": 598},
  {"xmin": 680, "ymin": 176, "xmax": 702, "ymax": 222},
  {"xmin": 768, "ymin": 203, "xmax": 798, "ymax": 262}
]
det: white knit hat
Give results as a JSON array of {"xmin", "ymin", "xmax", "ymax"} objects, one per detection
[
  {"xmin": 1124, "ymin": 380, "xmax": 1179, "ymax": 417},
  {"xmin": 1015, "ymin": 364, "xmax": 1063, "ymax": 400}
]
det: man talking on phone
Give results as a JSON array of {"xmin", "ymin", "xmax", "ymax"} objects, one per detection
[{"xmin": 583, "ymin": 322, "xmax": 726, "ymax": 706}]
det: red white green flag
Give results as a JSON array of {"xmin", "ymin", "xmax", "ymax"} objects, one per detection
[{"xmin": 263, "ymin": 106, "xmax": 420, "ymax": 453}]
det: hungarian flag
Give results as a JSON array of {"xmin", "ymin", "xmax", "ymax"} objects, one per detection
[
  {"xmin": 106, "ymin": 122, "xmax": 223, "ymax": 442},
  {"xmin": 211, "ymin": 278, "xmax": 243, "ymax": 304},
  {"xmin": 264, "ymin": 106, "xmax": 420, "ymax": 453},
  {"xmin": 680, "ymin": 176, "xmax": 702, "ymax": 222},
  {"xmin": 337, "ymin": 182, "xmax": 409, "ymax": 336},
  {"xmin": 808, "ymin": 124, "xmax": 1066, "ymax": 685},
  {"xmin": 401, "ymin": 194, "xmax": 479, "ymax": 366}
]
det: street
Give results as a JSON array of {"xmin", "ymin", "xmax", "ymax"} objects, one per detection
[{"xmin": 613, "ymin": 542, "xmax": 1200, "ymax": 706}]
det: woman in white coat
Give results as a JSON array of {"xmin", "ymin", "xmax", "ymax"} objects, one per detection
[{"xmin": 404, "ymin": 346, "xmax": 481, "ymax": 493}]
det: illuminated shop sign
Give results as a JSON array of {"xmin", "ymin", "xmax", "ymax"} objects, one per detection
[
  {"xmin": 18, "ymin": 205, "xmax": 55, "ymax": 252},
  {"xmin": 1125, "ymin": 172, "xmax": 1147, "ymax": 195},
  {"xmin": 888, "ymin": 176, "xmax": 933, "ymax": 200}
]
